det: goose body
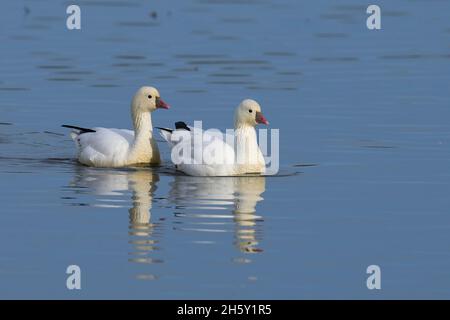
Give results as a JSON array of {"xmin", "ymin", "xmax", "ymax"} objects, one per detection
[
  {"xmin": 159, "ymin": 99, "xmax": 268, "ymax": 176},
  {"xmin": 63, "ymin": 86, "xmax": 169, "ymax": 167}
]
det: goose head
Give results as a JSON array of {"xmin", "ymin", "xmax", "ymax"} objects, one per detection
[
  {"xmin": 234, "ymin": 99, "xmax": 269, "ymax": 128},
  {"xmin": 131, "ymin": 86, "xmax": 170, "ymax": 114}
]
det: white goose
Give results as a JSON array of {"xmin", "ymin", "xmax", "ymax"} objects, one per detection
[
  {"xmin": 159, "ymin": 99, "xmax": 269, "ymax": 176},
  {"xmin": 63, "ymin": 86, "xmax": 169, "ymax": 167}
]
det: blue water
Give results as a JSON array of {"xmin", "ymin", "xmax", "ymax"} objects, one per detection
[{"xmin": 1, "ymin": 0, "xmax": 450, "ymax": 299}]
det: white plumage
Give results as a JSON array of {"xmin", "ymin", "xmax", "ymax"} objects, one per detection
[
  {"xmin": 159, "ymin": 99, "xmax": 269, "ymax": 176},
  {"xmin": 63, "ymin": 86, "xmax": 169, "ymax": 167}
]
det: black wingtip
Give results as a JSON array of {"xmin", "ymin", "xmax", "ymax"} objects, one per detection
[
  {"xmin": 155, "ymin": 127, "xmax": 173, "ymax": 133},
  {"xmin": 175, "ymin": 121, "xmax": 190, "ymax": 131},
  {"xmin": 61, "ymin": 125, "xmax": 96, "ymax": 133},
  {"xmin": 156, "ymin": 122, "xmax": 190, "ymax": 133}
]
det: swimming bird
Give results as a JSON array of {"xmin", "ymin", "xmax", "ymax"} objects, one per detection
[
  {"xmin": 63, "ymin": 86, "xmax": 169, "ymax": 167},
  {"xmin": 158, "ymin": 99, "xmax": 268, "ymax": 176}
]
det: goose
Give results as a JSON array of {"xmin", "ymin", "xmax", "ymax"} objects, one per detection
[
  {"xmin": 159, "ymin": 99, "xmax": 268, "ymax": 176},
  {"xmin": 62, "ymin": 86, "xmax": 169, "ymax": 167}
]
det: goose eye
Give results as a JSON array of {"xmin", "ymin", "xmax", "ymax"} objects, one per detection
[
  {"xmin": 148, "ymin": 95, "xmax": 152, "ymax": 99},
  {"xmin": 248, "ymin": 109, "xmax": 253, "ymax": 113}
]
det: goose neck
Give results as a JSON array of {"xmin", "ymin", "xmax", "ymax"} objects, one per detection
[
  {"xmin": 234, "ymin": 125, "xmax": 258, "ymax": 150},
  {"xmin": 132, "ymin": 110, "xmax": 152, "ymax": 139}
]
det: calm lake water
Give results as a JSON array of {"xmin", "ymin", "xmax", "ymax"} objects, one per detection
[{"xmin": 1, "ymin": 0, "xmax": 450, "ymax": 299}]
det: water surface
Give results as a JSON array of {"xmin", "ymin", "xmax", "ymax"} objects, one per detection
[{"xmin": 1, "ymin": 0, "xmax": 450, "ymax": 299}]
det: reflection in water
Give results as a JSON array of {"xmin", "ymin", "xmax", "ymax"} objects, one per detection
[
  {"xmin": 66, "ymin": 167, "xmax": 162, "ymax": 279},
  {"xmin": 127, "ymin": 171, "xmax": 162, "ymax": 267},
  {"xmin": 233, "ymin": 177, "xmax": 265, "ymax": 254},
  {"xmin": 64, "ymin": 167, "xmax": 266, "ymax": 276},
  {"xmin": 168, "ymin": 176, "xmax": 266, "ymax": 257}
]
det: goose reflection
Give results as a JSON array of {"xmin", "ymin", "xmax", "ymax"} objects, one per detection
[
  {"xmin": 168, "ymin": 175, "xmax": 266, "ymax": 255},
  {"xmin": 66, "ymin": 167, "xmax": 162, "ymax": 277}
]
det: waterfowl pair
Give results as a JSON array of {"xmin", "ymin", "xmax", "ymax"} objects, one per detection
[{"xmin": 63, "ymin": 86, "xmax": 269, "ymax": 176}]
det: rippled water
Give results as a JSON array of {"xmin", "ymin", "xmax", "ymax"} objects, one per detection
[{"xmin": 1, "ymin": 0, "xmax": 450, "ymax": 298}]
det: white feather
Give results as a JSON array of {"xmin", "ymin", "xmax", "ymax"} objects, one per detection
[
  {"xmin": 65, "ymin": 86, "xmax": 168, "ymax": 167},
  {"xmin": 159, "ymin": 100, "xmax": 267, "ymax": 176}
]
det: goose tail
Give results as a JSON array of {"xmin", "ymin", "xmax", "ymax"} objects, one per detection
[
  {"xmin": 157, "ymin": 121, "xmax": 190, "ymax": 147},
  {"xmin": 158, "ymin": 128, "xmax": 173, "ymax": 145}
]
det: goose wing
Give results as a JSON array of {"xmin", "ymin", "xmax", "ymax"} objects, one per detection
[
  {"xmin": 159, "ymin": 122, "xmax": 236, "ymax": 176},
  {"xmin": 74, "ymin": 128, "xmax": 134, "ymax": 166}
]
